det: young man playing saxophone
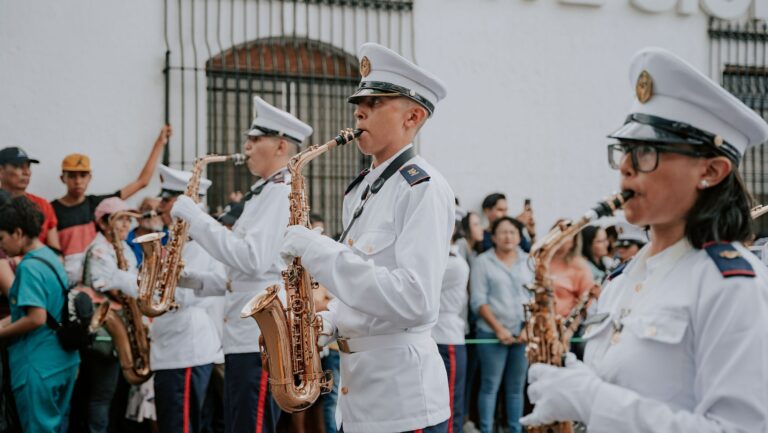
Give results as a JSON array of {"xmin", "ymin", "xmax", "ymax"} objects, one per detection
[
  {"xmin": 281, "ymin": 43, "xmax": 455, "ymax": 433},
  {"xmin": 171, "ymin": 97, "xmax": 313, "ymax": 433},
  {"xmin": 150, "ymin": 165, "xmax": 224, "ymax": 433}
]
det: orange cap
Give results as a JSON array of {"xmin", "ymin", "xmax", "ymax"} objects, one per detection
[{"xmin": 61, "ymin": 153, "xmax": 91, "ymax": 172}]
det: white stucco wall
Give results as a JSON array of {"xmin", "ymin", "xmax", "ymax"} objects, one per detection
[{"xmin": 0, "ymin": 0, "xmax": 751, "ymax": 233}]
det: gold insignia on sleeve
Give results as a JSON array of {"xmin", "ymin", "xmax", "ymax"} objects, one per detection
[
  {"xmin": 636, "ymin": 70, "xmax": 653, "ymax": 104},
  {"xmin": 360, "ymin": 56, "xmax": 371, "ymax": 77},
  {"xmin": 720, "ymin": 250, "xmax": 741, "ymax": 259},
  {"xmin": 408, "ymin": 168, "xmax": 418, "ymax": 176}
]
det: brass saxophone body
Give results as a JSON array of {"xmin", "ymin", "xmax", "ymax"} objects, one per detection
[
  {"xmin": 90, "ymin": 210, "xmax": 153, "ymax": 385},
  {"xmin": 134, "ymin": 153, "xmax": 246, "ymax": 317},
  {"xmin": 524, "ymin": 191, "xmax": 633, "ymax": 433},
  {"xmin": 240, "ymin": 128, "xmax": 360, "ymax": 413}
]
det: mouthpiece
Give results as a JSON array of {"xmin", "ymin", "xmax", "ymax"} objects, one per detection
[
  {"xmin": 334, "ymin": 128, "xmax": 362, "ymax": 146},
  {"xmin": 230, "ymin": 153, "xmax": 248, "ymax": 165},
  {"xmin": 141, "ymin": 210, "xmax": 161, "ymax": 219},
  {"xmin": 586, "ymin": 190, "xmax": 635, "ymax": 221}
]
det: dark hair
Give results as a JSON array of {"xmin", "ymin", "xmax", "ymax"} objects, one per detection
[
  {"xmin": 580, "ymin": 225, "xmax": 606, "ymax": 271},
  {"xmin": 686, "ymin": 170, "xmax": 754, "ymax": 248},
  {"xmin": 459, "ymin": 212, "xmax": 482, "ymax": 253},
  {"xmin": 95, "ymin": 214, "xmax": 111, "ymax": 234},
  {"xmin": 481, "ymin": 193, "xmax": 506, "ymax": 210},
  {"xmin": 491, "ymin": 216, "xmax": 524, "ymax": 237},
  {"xmin": 0, "ymin": 195, "xmax": 44, "ymax": 238}
]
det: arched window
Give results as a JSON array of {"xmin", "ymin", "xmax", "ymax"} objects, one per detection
[{"xmin": 205, "ymin": 38, "xmax": 364, "ymax": 235}]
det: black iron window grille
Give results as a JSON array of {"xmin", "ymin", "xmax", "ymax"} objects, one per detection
[{"xmin": 710, "ymin": 18, "xmax": 768, "ymax": 236}]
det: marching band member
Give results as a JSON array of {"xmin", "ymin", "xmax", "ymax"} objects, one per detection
[
  {"xmin": 171, "ymin": 97, "xmax": 312, "ymax": 433},
  {"xmin": 521, "ymin": 47, "xmax": 768, "ymax": 432},
  {"xmin": 151, "ymin": 165, "xmax": 224, "ymax": 433},
  {"xmin": 76, "ymin": 196, "xmax": 141, "ymax": 433},
  {"xmin": 281, "ymin": 43, "xmax": 454, "ymax": 433}
]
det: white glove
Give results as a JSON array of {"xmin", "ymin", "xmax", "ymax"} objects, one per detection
[
  {"xmin": 520, "ymin": 353, "xmax": 603, "ymax": 426},
  {"xmin": 316, "ymin": 314, "xmax": 337, "ymax": 347},
  {"xmin": 177, "ymin": 268, "xmax": 204, "ymax": 290},
  {"xmin": 280, "ymin": 225, "xmax": 324, "ymax": 265},
  {"xmin": 170, "ymin": 195, "xmax": 203, "ymax": 223}
]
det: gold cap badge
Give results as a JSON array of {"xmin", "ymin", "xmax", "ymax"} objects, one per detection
[
  {"xmin": 360, "ymin": 56, "xmax": 371, "ymax": 77},
  {"xmin": 636, "ymin": 70, "xmax": 653, "ymax": 104}
]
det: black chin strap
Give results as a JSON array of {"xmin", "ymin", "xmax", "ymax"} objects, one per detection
[{"xmin": 338, "ymin": 147, "xmax": 416, "ymax": 244}]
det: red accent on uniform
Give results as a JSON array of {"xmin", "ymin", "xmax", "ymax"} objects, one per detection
[
  {"xmin": 183, "ymin": 367, "xmax": 192, "ymax": 433},
  {"xmin": 723, "ymin": 269, "xmax": 756, "ymax": 277},
  {"xmin": 448, "ymin": 345, "xmax": 456, "ymax": 433},
  {"xmin": 414, "ymin": 430, "xmax": 424, "ymax": 433},
  {"xmin": 255, "ymin": 368, "xmax": 269, "ymax": 433}
]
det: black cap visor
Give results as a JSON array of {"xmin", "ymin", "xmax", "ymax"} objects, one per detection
[{"xmin": 347, "ymin": 81, "xmax": 434, "ymax": 115}]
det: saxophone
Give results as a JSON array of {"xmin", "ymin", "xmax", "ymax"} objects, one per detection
[
  {"xmin": 524, "ymin": 191, "xmax": 633, "ymax": 433},
  {"xmin": 134, "ymin": 153, "xmax": 246, "ymax": 317},
  {"xmin": 240, "ymin": 128, "xmax": 361, "ymax": 413},
  {"xmin": 89, "ymin": 210, "xmax": 153, "ymax": 385}
]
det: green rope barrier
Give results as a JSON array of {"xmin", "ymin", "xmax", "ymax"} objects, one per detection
[{"xmin": 464, "ymin": 337, "xmax": 585, "ymax": 344}]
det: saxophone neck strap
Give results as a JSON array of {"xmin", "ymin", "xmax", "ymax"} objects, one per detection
[{"xmin": 338, "ymin": 147, "xmax": 416, "ymax": 244}]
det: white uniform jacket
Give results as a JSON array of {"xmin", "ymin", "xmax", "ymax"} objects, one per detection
[
  {"xmin": 82, "ymin": 232, "xmax": 139, "ymax": 297},
  {"xmin": 299, "ymin": 145, "xmax": 454, "ymax": 433},
  {"xmin": 432, "ymin": 250, "xmax": 470, "ymax": 345},
  {"xmin": 583, "ymin": 239, "xmax": 768, "ymax": 433},
  {"xmin": 150, "ymin": 241, "xmax": 224, "ymax": 370},
  {"xmin": 185, "ymin": 169, "xmax": 290, "ymax": 354}
]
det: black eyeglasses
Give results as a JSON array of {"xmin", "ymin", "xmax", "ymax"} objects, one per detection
[{"xmin": 607, "ymin": 143, "xmax": 714, "ymax": 173}]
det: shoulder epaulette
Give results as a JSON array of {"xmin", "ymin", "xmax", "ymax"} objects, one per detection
[
  {"xmin": 607, "ymin": 261, "xmax": 629, "ymax": 281},
  {"xmin": 399, "ymin": 164, "xmax": 430, "ymax": 187},
  {"xmin": 703, "ymin": 242, "xmax": 755, "ymax": 278},
  {"xmin": 345, "ymin": 169, "xmax": 370, "ymax": 195}
]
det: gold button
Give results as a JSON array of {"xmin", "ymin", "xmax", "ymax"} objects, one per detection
[
  {"xmin": 341, "ymin": 386, "xmax": 349, "ymax": 395},
  {"xmin": 366, "ymin": 245, "xmax": 374, "ymax": 254},
  {"xmin": 645, "ymin": 326, "xmax": 657, "ymax": 337},
  {"xmin": 634, "ymin": 283, "xmax": 643, "ymax": 293},
  {"xmin": 348, "ymin": 238, "xmax": 354, "ymax": 247},
  {"xmin": 223, "ymin": 317, "xmax": 229, "ymax": 324}
]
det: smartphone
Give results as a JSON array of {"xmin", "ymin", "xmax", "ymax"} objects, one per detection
[{"xmin": 524, "ymin": 198, "xmax": 531, "ymax": 210}]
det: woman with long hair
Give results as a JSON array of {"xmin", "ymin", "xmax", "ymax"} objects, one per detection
[
  {"xmin": 521, "ymin": 48, "xmax": 768, "ymax": 432},
  {"xmin": 580, "ymin": 225, "xmax": 611, "ymax": 282},
  {"xmin": 0, "ymin": 196, "xmax": 80, "ymax": 432},
  {"xmin": 548, "ymin": 219, "xmax": 594, "ymax": 319}
]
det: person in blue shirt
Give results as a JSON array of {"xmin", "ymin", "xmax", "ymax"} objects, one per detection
[
  {"xmin": 0, "ymin": 195, "xmax": 80, "ymax": 433},
  {"xmin": 470, "ymin": 216, "xmax": 533, "ymax": 433}
]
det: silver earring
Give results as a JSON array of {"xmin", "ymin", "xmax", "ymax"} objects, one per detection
[{"xmin": 699, "ymin": 179, "xmax": 710, "ymax": 189}]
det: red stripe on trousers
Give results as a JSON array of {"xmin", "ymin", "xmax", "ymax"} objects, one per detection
[
  {"xmin": 448, "ymin": 345, "xmax": 456, "ymax": 433},
  {"xmin": 255, "ymin": 368, "xmax": 269, "ymax": 433},
  {"xmin": 183, "ymin": 367, "xmax": 192, "ymax": 433},
  {"xmin": 414, "ymin": 430, "xmax": 423, "ymax": 433}
]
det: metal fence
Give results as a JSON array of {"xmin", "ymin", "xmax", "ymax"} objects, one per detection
[
  {"xmin": 709, "ymin": 18, "xmax": 768, "ymax": 235},
  {"xmin": 163, "ymin": 0, "xmax": 415, "ymax": 235}
]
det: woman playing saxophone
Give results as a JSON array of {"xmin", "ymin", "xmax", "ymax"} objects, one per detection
[
  {"xmin": 73, "ymin": 197, "xmax": 150, "ymax": 432},
  {"xmin": 521, "ymin": 48, "xmax": 768, "ymax": 433}
]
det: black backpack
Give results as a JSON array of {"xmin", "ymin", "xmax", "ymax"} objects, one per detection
[{"xmin": 26, "ymin": 256, "xmax": 95, "ymax": 351}]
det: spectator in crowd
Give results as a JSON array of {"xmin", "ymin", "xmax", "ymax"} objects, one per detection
[
  {"xmin": 479, "ymin": 193, "xmax": 508, "ymax": 253},
  {"xmin": 480, "ymin": 193, "xmax": 533, "ymax": 253},
  {"xmin": 51, "ymin": 125, "xmax": 170, "ymax": 282},
  {"xmin": 456, "ymin": 211, "xmax": 483, "ymax": 265},
  {"xmin": 0, "ymin": 196, "xmax": 80, "ymax": 433},
  {"xmin": 0, "ymin": 147, "xmax": 60, "ymax": 250},
  {"xmin": 126, "ymin": 196, "xmax": 163, "ymax": 265},
  {"xmin": 433, "ymin": 224, "xmax": 471, "ymax": 433},
  {"xmin": 74, "ymin": 197, "xmax": 142, "ymax": 433},
  {"xmin": 470, "ymin": 216, "xmax": 532, "ymax": 433},
  {"xmin": 580, "ymin": 225, "xmax": 611, "ymax": 282},
  {"xmin": 548, "ymin": 219, "xmax": 594, "ymax": 318}
]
